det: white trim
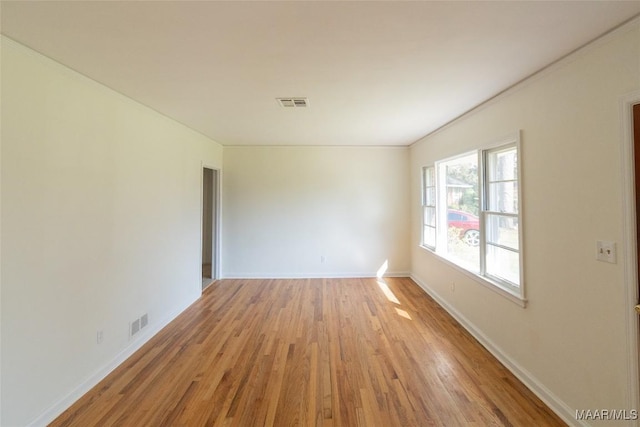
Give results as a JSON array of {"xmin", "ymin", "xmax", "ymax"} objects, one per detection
[
  {"xmin": 212, "ymin": 167, "xmax": 222, "ymax": 281},
  {"xmin": 429, "ymin": 131, "xmax": 525, "ymax": 305},
  {"xmin": 482, "ymin": 135, "xmax": 525, "ymax": 296},
  {"xmin": 221, "ymin": 271, "xmax": 411, "ymax": 280},
  {"xmin": 418, "ymin": 245, "xmax": 527, "ymax": 307},
  {"xmin": 409, "ymin": 273, "xmax": 584, "ymax": 427},
  {"xmin": 421, "ymin": 165, "xmax": 436, "ymax": 250},
  {"xmin": 215, "ymin": 170, "xmax": 222, "ymax": 281},
  {"xmin": 200, "ymin": 164, "xmax": 222, "ymax": 290},
  {"xmin": 621, "ymin": 89, "xmax": 640, "ymax": 427},
  {"xmin": 199, "ymin": 164, "xmax": 205, "ymax": 288},
  {"xmin": 516, "ymin": 130, "xmax": 525, "ymax": 299},
  {"xmin": 26, "ymin": 296, "xmax": 199, "ymax": 427}
]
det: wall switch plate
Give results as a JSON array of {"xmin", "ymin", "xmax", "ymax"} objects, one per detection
[{"xmin": 596, "ymin": 240, "xmax": 616, "ymax": 264}]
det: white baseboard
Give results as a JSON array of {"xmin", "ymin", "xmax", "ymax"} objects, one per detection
[
  {"xmin": 409, "ymin": 274, "xmax": 584, "ymax": 427},
  {"xmin": 27, "ymin": 296, "xmax": 199, "ymax": 427},
  {"xmin": 221, "ymin": 271, "xmax": 410, "ymax": 279}
]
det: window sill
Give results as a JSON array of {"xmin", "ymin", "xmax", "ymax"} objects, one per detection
[{"xmin": 419, "ymin": 245, "xmax": 527, "ymax": 308}]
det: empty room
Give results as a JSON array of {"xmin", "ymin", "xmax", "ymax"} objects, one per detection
[{"xmin": 2, "ymin": 1, "xmax": 640, "ymax": 426}]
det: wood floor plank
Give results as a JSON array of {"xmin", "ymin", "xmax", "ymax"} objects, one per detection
[{"xmin": 50, "ymin": 277, "xmax": 566, "ymax": 427}]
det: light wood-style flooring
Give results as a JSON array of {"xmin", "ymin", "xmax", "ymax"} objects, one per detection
[{"xmin": 51, "ymin": 277, "xmax": 566, "ymax": 426}]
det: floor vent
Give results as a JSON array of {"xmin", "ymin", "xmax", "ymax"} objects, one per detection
[
  {"xmin": 130, "ymin": 313, "xmax": 148, "ymax": 338},
  {"xmin": 131, "ymin": 319, "xmax": 140, "ymax": 336}
]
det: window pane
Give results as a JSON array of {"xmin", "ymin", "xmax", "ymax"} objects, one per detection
[
  {"xmin": 423, "ymin": 207, "xmax": 435, "ymax": 227},
  {"xmin": 485, "ymin": 143, "xmax": 520, "ymax": 289},
  {"xmin": 486, "ymin": 213, "xmax": 519, "ymax": 250},
  {"xmin": 424, "ymin": 166, "xmax": 435, "ymax": 186},
  {"xmin": 447, "ymin": 210, "xmax": 480, "ymax": 271},
  {"xmin": 422, "ymin": 166, "xmax": 436, "ymax": 249},
  {"xmin": 441, "ymin": 152, "xmax": 479, "ymax": 272},
  {"xmin": 425, "ymin": 187, "xmax": 435, "ymax": 206},
  {"xmin": 486, "ymin": 244, "xmax": 520, "ymax": 286},
  {"xmin": 447, "ymin": 226, "xmax": 479, "ymax": 272},
  {"xmin": 423, "ymin": 226, "xmax": 435, "ymax": 248},
  {"xmin": 487, "ymin": 147, "xmax": 517, "ymax": 182},
  {"xmin": 445, "ymin": 153, "xmax": 478, "ymax": 215},
  {"xmin": 487, "ymin": 182, "xmax": 518, "ymax": 213}
]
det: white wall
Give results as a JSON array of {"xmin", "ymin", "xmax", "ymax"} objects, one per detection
[
  {"xmin": 223, "ymin": 146, "xmax": 410, "ymax": 278},
  {"xmin": 410, "ymin": 20, "xmax": 640, "ymax": 425},
  {"xmin": 0, "ymin": 37, "xmax": 223, "ymax": 426}
]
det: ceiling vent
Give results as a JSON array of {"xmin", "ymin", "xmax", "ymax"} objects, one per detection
[{"xmin": 277, "ymin": 97, "xmax": 309, "ymax": 108}]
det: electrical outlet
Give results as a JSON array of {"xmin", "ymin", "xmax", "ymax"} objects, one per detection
[
  {"xmin": 96, "ymin": 330, "xmax": 104, "ymax": 344},
  {"xmin": 141, "ymin": 313, "xmax": 148, "ymax": 328},
  {"xmin": 596, "ymin": 240, "xmax": 616, "ymax": 264}
]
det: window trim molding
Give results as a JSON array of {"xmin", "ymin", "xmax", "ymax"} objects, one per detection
[
  {"xmin": 419, "ymin": 130, "xmax": 525, "ymax": 307},
  {"xmin": 481, "ymin": 138, "xmax": 523, "ymax": 296},
  {"xmin": 419, "ymin": 243, "xmax": 527, "ymax": 307},
  {"xmin": 421, "ymin": 165, "xmax": 436, "ymax": 250},
  {"xmin": 619, "ymin": 89, "xmax": 640, "ymax": 415}
]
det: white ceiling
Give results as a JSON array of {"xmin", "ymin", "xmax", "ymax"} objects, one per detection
[{"xmin": 2, "ymin": 1, "xmax": 640, "ymax": 146}]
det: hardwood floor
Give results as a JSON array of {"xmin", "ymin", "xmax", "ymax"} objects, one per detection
[{"xmin": 51, "ymin": 278, "xmax": 565, "ymax": 426}]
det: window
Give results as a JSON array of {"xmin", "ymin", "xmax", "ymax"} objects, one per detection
[
  {"xmin": 422, "ymin": 166, "xmax": 436, "ymax": 249},
  {"xmin": 438, "ymin": 152, "xmax": 479, "ymax": 273},
  {"xmin": 484, "ymin": 145, "xmax": 520, "ymax": 290},
  {"xmin": 421, "ymin": 135, "xmax": 523, "ymax": 301}
]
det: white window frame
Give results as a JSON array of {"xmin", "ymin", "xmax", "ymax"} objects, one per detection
[
  {"xmin": 421, "ymin": 166, "xmax": 436, "ymax": 250},
  {"xmin": 420, "ymin": 131, "xmax": 525, "ymax": 306},
  {"xmin": 481, "ymin": 143, "xmax": 522, "ymax": 294},
  {"xmin": 435, "ymin": 150, "xmax": 480, "ymax": 272}
]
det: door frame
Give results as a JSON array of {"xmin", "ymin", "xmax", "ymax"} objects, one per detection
[
  {"xmin": 201, "ymin": 164, "xmax": 221, "ymax": 289},
  {"xmin": 621, "ymin": 89, "xmax": 640, "ymax": 422}
]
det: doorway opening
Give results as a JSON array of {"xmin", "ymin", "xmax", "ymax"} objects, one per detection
[{"xmin": 202, "ymin": 167, "xmax": 219, "ymax": 290}]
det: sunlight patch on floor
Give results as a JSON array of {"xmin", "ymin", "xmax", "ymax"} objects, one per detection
[{"xmin": 395, "ymin": 308, "xmax": 412, "ymax": 320}]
